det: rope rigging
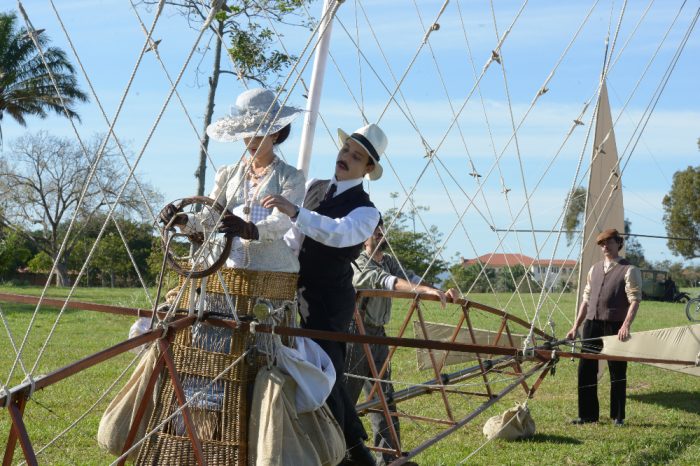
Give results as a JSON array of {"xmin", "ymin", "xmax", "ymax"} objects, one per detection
[{"xmin": 1, "ymin": 1, "xmax": 697, "ymax": 463}]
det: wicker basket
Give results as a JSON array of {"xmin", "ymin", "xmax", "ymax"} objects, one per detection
[
  {"xmin": 176, "ymin": 267, "xmax": 298, "ymax": 316},
  {"xmin": 137, "ymin": 268, "xmax": 298, "ymax": 465}
]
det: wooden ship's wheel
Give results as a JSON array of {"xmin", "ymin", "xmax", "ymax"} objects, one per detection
[{"xmin": 160, "ymin": 196, "xmax": 234, "ymax": 280}]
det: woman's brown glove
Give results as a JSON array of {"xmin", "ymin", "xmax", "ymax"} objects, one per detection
[
  {"xmin": 159, "ymin": 203, "xmax": 187, "ymax": 226},
  {"xmin": 217, "ymin": 213, "xmax": 259, "ymax": 240}
]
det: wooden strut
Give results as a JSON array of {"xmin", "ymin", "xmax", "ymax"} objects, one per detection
[
  {"xmin": 353, "ymin": 308, "xmax": 402, "ymax": 457},
  {"xmin": 0, "ymin": 291, "xmax": 696, "ymax": 465},
  {"xmin": 3, "ymin": 393, "xmax": 35, "ymax": 466},
  {"xmin": 0, "ymin": 316, "xmax": 195, "ymax": 406},
  {"xmin": 356, "ymin": 355, "xmax": 518, "ymax": 414},
  {"xmin": 117, "ymin": 347, "xmax": 168, "ymax": 465},
  {"xmin": 505, "ymin": 324, "xmax": 531, "ymax": 395},
  {"xmin": 388, "ymin": 362, "xmax": 549, "ymax": 466},
  {"xmin": 414, "ymin": 299, "xmax": 455, "ymax": 421},
  {"xmin": 365, "ymin": 295, "xmax": 420, "ymax": 403},
  {"xmin": 0, "ymin": 292, "xmax": 694, "ymax": 408},
  {"xmin": 464, "ymin": 305, "xmax": 495, "ymax": 398},
  {"xmin": 158, "ymin": 338, "xmax": 206, "ymax": 466}
]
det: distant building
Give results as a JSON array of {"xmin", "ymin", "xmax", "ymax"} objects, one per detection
[{"xmin": 461, "ymin": 253, "xmax": 578, "ymax": 289}]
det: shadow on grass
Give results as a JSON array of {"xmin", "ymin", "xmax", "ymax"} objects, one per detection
[
  {"xmin": 627, "ymin": 431, "xmax": 696, "ymax": 465},
  {"xmin": 522, "ymin": 433, "xmax": 582, "ymax": 445},
  {"xmin": 629, "ymin": 390, "xmax": 700, "ymax": 416}
]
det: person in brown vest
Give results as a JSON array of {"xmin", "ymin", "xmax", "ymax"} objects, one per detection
[{"xmin": 566, "ymin": 228, "xmax": 642, "ymax": 426}]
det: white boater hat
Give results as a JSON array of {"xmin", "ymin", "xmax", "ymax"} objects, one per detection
[
  {"xmin": 337, "ymin": 123, "xmax": 387, "ymax": 180},
  {"xmin": 206, "ymin": 88, "xmax": 303, "ymax": 142}
]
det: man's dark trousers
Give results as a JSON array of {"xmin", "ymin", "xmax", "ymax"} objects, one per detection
[{"xmin": 578, "ymin": 319, "xmax": 627, "ymax": 421}]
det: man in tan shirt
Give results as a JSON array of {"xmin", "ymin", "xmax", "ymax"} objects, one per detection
[{"xmin": 566, "ymin": 228, "xmax": 642, "ymax": 426}]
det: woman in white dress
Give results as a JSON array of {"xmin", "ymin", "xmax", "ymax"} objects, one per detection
[
  {"xmin": 149, "ymin": 89, "xmax": 306, "ymax": 437},
  {"xmin": 161, "ymin": 87, "xmax": 306, "ymax": 274}
]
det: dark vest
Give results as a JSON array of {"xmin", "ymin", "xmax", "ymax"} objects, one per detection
[
  {"xmin": 586, "ymin": 259, "xmax": 631, "ymax": 322},
  {"xmin": 298, "ymin": 180, "xmax": 376, "ymax": 289}
]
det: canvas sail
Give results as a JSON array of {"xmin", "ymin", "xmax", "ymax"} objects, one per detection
[
  {"xmin": 575, "ymin": 81, "xmax": 626, "ymax": 310},
  {"xmin": 600, "ymin": 324, "xmax": 700, "ymax": 377},
  {"xmin": 413, "ymin": 322, "xmax": 526, "ymax": 370}
]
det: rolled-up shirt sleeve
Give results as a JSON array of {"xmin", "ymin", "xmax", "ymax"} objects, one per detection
[
  {"xmin": 352, "ymin": 254, "xmax": 397, "ymax": 291},
  {"xmin": 294, "ymin": 205, "xmax": 380, "ymax": 248},
  {"xmin": 581, "ymin": 267, "xmax": 593, "ymax": 304},
  {"xmin": 625, "ymin": 266, "xmax": 642, "ymax": 303}
]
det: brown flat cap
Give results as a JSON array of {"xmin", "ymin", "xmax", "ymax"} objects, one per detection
[{"xmin": 596, "ymin": 228, "xmax": 622, "ymax": 245}]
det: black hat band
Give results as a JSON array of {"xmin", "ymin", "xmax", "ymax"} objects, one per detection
[{"xmin": 350, "ymin": 132, "xmax": 380, "ymax": 163}]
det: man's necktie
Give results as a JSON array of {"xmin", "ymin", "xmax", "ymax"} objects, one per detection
[{"xmin": 323, "ymin": 183, "xmax": 337, "ymax": 202}]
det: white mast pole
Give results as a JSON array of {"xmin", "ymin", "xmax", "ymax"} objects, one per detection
[{"xmin": 297, "ymin": 0, "xmax": 335, "ymax": 178}]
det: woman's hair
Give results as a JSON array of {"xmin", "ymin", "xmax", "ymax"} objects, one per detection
[{"xmin": 274, "ymin": 124, "xmax": 291, "ymax": 145}]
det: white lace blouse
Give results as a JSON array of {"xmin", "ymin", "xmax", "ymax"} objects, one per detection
[{"xmin": 183, "ymin": 157, "xmax": 305, "ymax": 273}]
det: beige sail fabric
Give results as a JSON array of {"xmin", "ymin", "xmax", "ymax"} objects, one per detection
[
  {"xmin": 248, "ymin": 366, "xmax": 345, "ymax": 466},
  {"xmin": 600, "ymin": 324, "xmax": 700, "ymax": 377},
  {"xmin": 97, "ymin": 343, "xmax": 160, "ymax": 459},
  {"xmin": 414, "ymin": 322, "xmax": 525, "ymax": 370},
  {"xmin": 576, "ymin": 81, "xmax": 625, "ymax": 310},
  {"xmin": 482, "ymin": 403, "xmax": 536, "ymax": 441}
]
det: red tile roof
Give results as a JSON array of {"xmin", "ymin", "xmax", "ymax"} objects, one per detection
[{"xmin": 461, "ymin": 254, "xmax": 576, "ymax": 268}]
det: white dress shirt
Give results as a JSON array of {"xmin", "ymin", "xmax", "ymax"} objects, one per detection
[{"xmin": 284, "ymin": 177, "xmax": 380, "ymax": 255}]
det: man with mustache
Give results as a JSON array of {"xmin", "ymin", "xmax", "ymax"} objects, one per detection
[
  {"xmin": 345, "ymin": 218, "xmax": 458, "ymax": 465},
  {"xmin": 263, "ymin": 123, "xmax": 386, "ymax": 466}
]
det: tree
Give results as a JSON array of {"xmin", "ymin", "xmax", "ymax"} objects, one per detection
[
  {"xmin": 0, "ymin": 227, "xmax": 32, "ymax": 279},
  {"xmin": 0, "ymin": 131, "xmax": 162, "ymax": 285},
  {"xmin": 0, "ymin": 12, "xmax": 88, "ymax": 142},
  {"xmin": 563, "ymin": 186, "xmax": 586, "ymax": 245},
  {"xmin": 27, "ymin": 250, "xmax": 52, "ymax": 273},
  {"xmin": 494, "ymin": 264, "xmax": 527, "ymax": 292},
  {"xmin": 662, "ymin": 166, "xmax": 700, "ymax": 259},
  {"xmin": 445, "ymin": 262, "xmax": 495, "ymax": 293},
  {"xmin": 68, "ymin": 216, "xmax": 157, "ymax": 287},
  {"xmin": 141, "ymin": 1, "xmax": 312, "ymax": 196},
  {"xmin": 382, "ymin": 199, "xmax": 447, "ymax": 285},
  {"xmin": 623, "ymin": 219, "xmax": 647, "ymax": 268}
]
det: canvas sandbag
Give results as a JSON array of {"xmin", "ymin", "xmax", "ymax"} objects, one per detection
[
  {"xmin": 248, "ymin": 366, "xmax": 345, "ymax": 466},
  {"xmin": 97, "ymin": 343, "xmax": 160, "ymax": 459},
  {"xmin": 275, "ymin": 336, "xmax": 335, "ymax": 413},
  {"xmin": 482, "ymin": 403, "xmax": 535, "ymax": 441}
]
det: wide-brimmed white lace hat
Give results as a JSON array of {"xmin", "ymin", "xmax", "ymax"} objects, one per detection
[
  {"xmin": 206, "ymin": 88, "xmax": 304, "ymax": 142},
  {"xmin": 337, "ymin": 123, "xmax": 387, "ymax": 180}
]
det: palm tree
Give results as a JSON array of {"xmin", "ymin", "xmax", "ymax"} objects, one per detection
[{"xmin": 0, "ymin": 12, "xmax": 88, "ymax": 141}]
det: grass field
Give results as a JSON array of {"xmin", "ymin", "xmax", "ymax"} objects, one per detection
[{"xmin": 1, "ymin": 285, "xmax": 698, "ymax": 465}]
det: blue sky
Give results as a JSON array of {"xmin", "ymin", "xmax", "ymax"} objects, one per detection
[{"xmin": 4, "ymin": 0, "xmax": 699, "ymax": 269}]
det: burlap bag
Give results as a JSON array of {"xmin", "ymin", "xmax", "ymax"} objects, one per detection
[
  {"xmin": 248, "ymin": 366, "xmax": 345, "ymax": 466},
  {"xmin": 482, "ymin": 403, "xmax": 535, "ymax": 441},
  {"xmin": 97, "ymin": 343, "xmax": 160, "ymax": 458}
]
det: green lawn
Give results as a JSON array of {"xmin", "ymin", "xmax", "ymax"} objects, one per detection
[{"xmin": 1, "ymin": 286, "xmax": 698, "ymax": 465}]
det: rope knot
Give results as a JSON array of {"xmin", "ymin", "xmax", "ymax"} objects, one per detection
[
  {"xmin": 522, "ymin": 336, "xmax": 534, "ymax": 359},
  {"xmin": 157, "ymin": 321, "xmax": 170, "ymax": 339},
  {"xmin": 0, "ymin": 385, "xmax": 11, "ymax": 408},
  {"xmin": 22, "ymin": 375, "xmax": 37, "ymax": 400}
]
